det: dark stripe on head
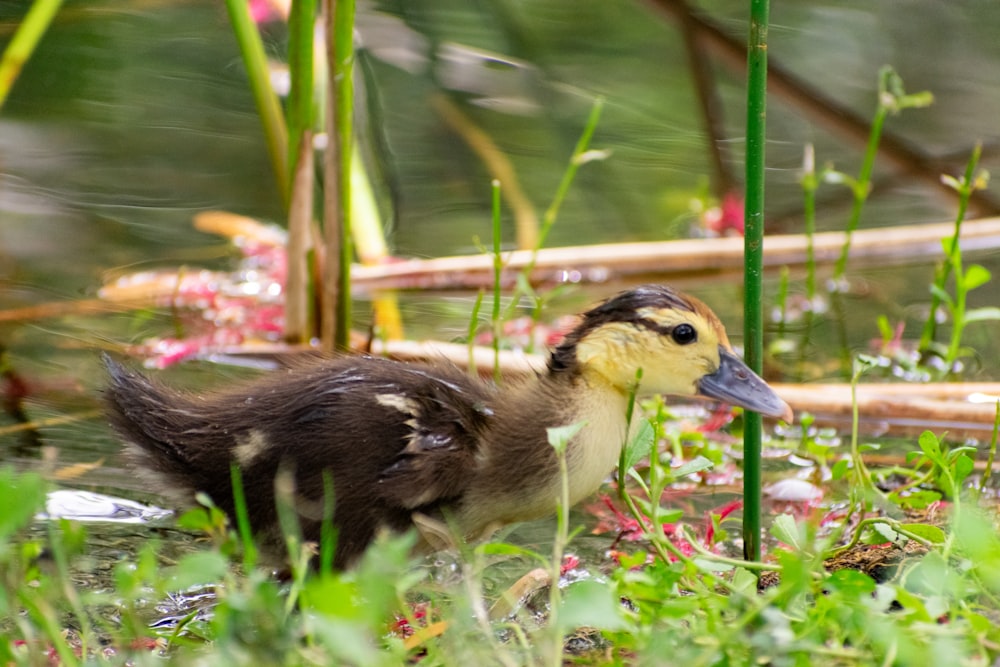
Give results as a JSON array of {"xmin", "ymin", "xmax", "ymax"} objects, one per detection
[{"xmin": 548, "ymin": 285, "xmax": 696, "ymax": 373}]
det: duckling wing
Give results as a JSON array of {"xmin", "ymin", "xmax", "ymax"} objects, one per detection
[{"xmin": 373, "ymin": 365, "xmax": 496, "ymax": 511}]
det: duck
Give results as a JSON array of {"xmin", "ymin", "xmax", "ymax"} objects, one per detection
[{"xmin": 104, "ymin": 284, "xmax": 792, "ymax": 569}]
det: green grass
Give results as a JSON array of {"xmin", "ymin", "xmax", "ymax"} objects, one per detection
[{"xmin": 3, "ymin": 394, "xmax": 1000, "ymax": 665}]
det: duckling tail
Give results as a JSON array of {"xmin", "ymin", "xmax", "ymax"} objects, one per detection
[{"xmin": 102, "ymin": 354, "xmax": 210, "ymax": 491}]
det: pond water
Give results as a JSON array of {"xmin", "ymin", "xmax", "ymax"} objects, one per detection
[{"xmin": 1, "ymin": 0, "xmax": 999, "ymax": 611}]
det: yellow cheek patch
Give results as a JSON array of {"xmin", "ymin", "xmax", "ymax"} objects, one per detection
[
  {"xmin": 573, "ymin": 303, "xmax": 732, "ymax": 397},
  {"xmin": 574, "ymin": 322, "xmax": 647, "ymax": 390}
]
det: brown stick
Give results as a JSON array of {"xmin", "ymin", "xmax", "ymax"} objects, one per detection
[
  {"xmin": 351, "ymin": 217, "xmax": 1000, "ymax": 293},
  {"xmin": 285, "ymin": 130, "xmax": 314, "ymax": 343}
]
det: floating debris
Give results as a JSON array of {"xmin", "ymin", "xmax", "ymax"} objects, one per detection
[{"xmin": 39, "ymin": 490, "xmax": 173, "ymax": 524}]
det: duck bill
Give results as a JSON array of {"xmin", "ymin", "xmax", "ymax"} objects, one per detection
[{"xmin": 698, "ymin": 347, "xmax": 793, "ymax": 422}]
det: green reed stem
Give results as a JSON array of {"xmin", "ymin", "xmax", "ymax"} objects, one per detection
[
  {"xmin": 503, "ymin": 97, "xmax": 605, "ymax": 332},
  {"xmin": 332, "ymin": 0, "xmax": 355, "ymax": 350},
  {"xmin": 491, "ymin": 180, "xmax": 504, "ymax": 382},
  {"xmin": 979, "ymin": 401, "xmax": 1000, "ymax": 497},
  {"xmin": 833, "ymin": 105, "xmax": 884, "ymax": 281},
  {"xmin": 742, "ymin": 0, "xmax": 769, "ymax": 564},
  {"xmin": 546, "ymin": 426, "xmax": 574, "ymax": 667},
  {"xmin": 467, "ymin": 290, "xmax": 485, "ymax": 376},
  {"xmin": 536, "ymin": 97, "xmax": 603, "ymax": 252},
  {"xmin": 287, "ymin": 0, "xmax": 317, "ymax": 190},
  {"xmin": 832, "ymin": 67, "xmax": 932, "ymax": 282},
  {"xmin": 319, "ymin": 472, "xmax": 336, "ymax": 573},
  {"xmin": 801, "ymin": 144, "xmax": 818, "ymax": 300},
  {"xmin": 0, "ymin": 0, "xmax": 64, "ymax": 111},
  {"xmin": 224, "ymin": 0, "xmax": 290, "ymax": 207},
  {"xmin": 921, "ymin": 143, "xmax": 982, "ymax": 361}
]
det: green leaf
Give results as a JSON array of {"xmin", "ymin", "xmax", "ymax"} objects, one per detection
[
  {"xmin": 892, "ymin": 586, "xmax": 934, "ymax": 622},
  {"xmin": 308, "ymin": 616, "xmax": 384, "ymax": 665},
  {"xmin": 547, "ymin": 421, "xmax": 586, "ymax": 456},
  {"xmin": 671, "ymin": 455, "xmax": 714, "ymax": 479},
  {"xmin": 871, "ymin": 522, "xmax": 903, "ymax": 545},
  {"xmin": 730, "ymin": 567, "xmax": 758, "ymax": 594},
  {"xmin": 168, "ymin": 551, "xmax": 229, "ymax": 590},
  {"xmin": 892, "ymin": 488, "xmax": 941, "ymax": 510},
  {"xmin": 0, "ymin": 469, "xmax": 46, "ymax": 541},
  {"xmin": 876, "ymin": 315, "xmax": 894, "ymax": 342},
  {"xmin": 898, "ymin": 90, "xmax": 934, "ymax": 109},
  {"xmin": 558, "ymin": 579, "xmax": 630, "ymax": 632},
  {"xmin": 822, "ymin": 170, "xmax": 856, "ymax": 189},
  {"xmin": 928, "ymin": 283, "xmax": 954, "ymax": 308},
  {"xmin": 964, "ymin": 307, "xmax": 1000, "ymax": 323},
  {"xmin": 476, "ymin": 542, "xmax": 548, "ymax": 566},
  {"xmin": 769, "ymin": 513, "xmax": 801, "ymax": 551},
  {"xmin": 918, "ymin": 430, "xmax": 944, "ymax": 464},
  {"xmin": 831, "ymin": 458, "xmax": 850, "ymax": 481},
  {"xmin": 693, "ymin": 558, "xmax": 734, "ymax": 573},
  {"xmin": 655, "ymin": 508, "xmax": 684, "ymax": 524},
  {"xmin": 952, "ymin": 453, "xmax": 975, "ymax": 488},
  {"xmin": 900, "ymin": 523, "xmax": 946, "ymax": 544},
  {"xmin": 614, "ymin": 550, "xmax": 649, "ymax": 570},
  {"xmin": 622, "ymin": 418, "xmax": 654, "ymax": 471},
  {"xmin": 963, "ymin": 264, "xmax": 992, "ymax": 290},
  {"xmin": 940, "ymin": 174, "xmax": 961, "ymax": 192},
  {"xmin": 826, "ymin": 568, "xmax": 876, "ymax": 596}
]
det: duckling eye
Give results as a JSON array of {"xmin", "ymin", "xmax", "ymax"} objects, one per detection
[{"xmin": 671, "ymin": 323, "xmax": 697, "ymax": 345}]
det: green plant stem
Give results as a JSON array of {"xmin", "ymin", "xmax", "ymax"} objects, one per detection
[
  {"xmin": 978, "ymin": 401, "xmax": 1000, "ymax": 496},
  {"xmin": 828, "ymin": 517, "xmax": 938, "ymax": 558},
  {"xmin": 775, "ymin": 265, "xmax": 789, "ymax": 340},
  {"xmin": 548, "ymin": 444, "xmax": 571, "ymax": 667},
  {"xmin": 506, "ymin": 97, "xmax": 604, "ymax": 322},
  {"xmin": 19, "ymin": 593, "xmax": 80, "ymax": 666},
  {"xmin": 321, "ymin": 0, "xmax": 356, "ymax": 351},
  {"xmin": 467, "ymin": 290, "xmax": 485, "ymax": 375},
  {"xmin": 679, "ymin": 526, "xmax": 783, "ymax": 573},
  {"xmin": 332, "ymin": 0, "xmax": 355, "ymax": 351},
  {"xmin": 942, "ymin": 145, "xmax": 982, "ymax": 367},
  {"xmin": 617, "ymin": 482, "xmax": 764, "ymax": 599},
  {"xmin": 224, "ymin": 0, "xmax": 290, "ymax": 207},
  {"xmin": 319, "ymin": 472, "xmax": 336, "ymax": 573},
  {"xmin": 230, "ymin": 465, "xmax": 258, "ymax": 571},
  {"xmin": 801, "ymin": 144, "xmax": 818, "ymax": 300},
  {"xmin": 617, "ymin": 370, "xmax": 643, "ymax": 504},
  {"xmin": 491, "ymin": 179, "xmax": 503, "ymax": 383},
  {"xmin": 0, "ymin": 0, "xmax": 64, "ymax": 111},
  {"xmin": 742, "ymin": 0, "xmax": 769, "ymax": 564},
  {"xmin": 47, "ymin": 521, "xmax": 92, "ymax": 661},
  {"xmin": 535, "ymin": 98, "xmax": 603, "ymax": 254},
  {"xmin": 887, "ymin": 467, "xmax": 936, "ymax": 500},
  {"xmin": 287, "ymin": 0, "xmax": 317, "ymax": 192},
  {"xmin": 833, "ymin": 103, "xmax": 886, "ymax": 281}
]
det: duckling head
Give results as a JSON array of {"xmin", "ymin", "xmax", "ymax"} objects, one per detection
[{"xmin": 550, "ymin": 285, "xmax": 792, "ymax": 422}]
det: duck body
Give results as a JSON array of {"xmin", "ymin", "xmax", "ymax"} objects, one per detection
[{"xmin": 105, "ymin": 285, "xmax": 792, "ymax": 569}]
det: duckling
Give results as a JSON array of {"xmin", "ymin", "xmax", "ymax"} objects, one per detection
[{"xmin": 104, "ymin": 285, "xmax": 792, "ymax": 569}]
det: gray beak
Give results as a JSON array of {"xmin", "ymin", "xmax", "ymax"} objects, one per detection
[{"xmin": 698, "ymin": 347, "xmax": 793, "ymax": 422}]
